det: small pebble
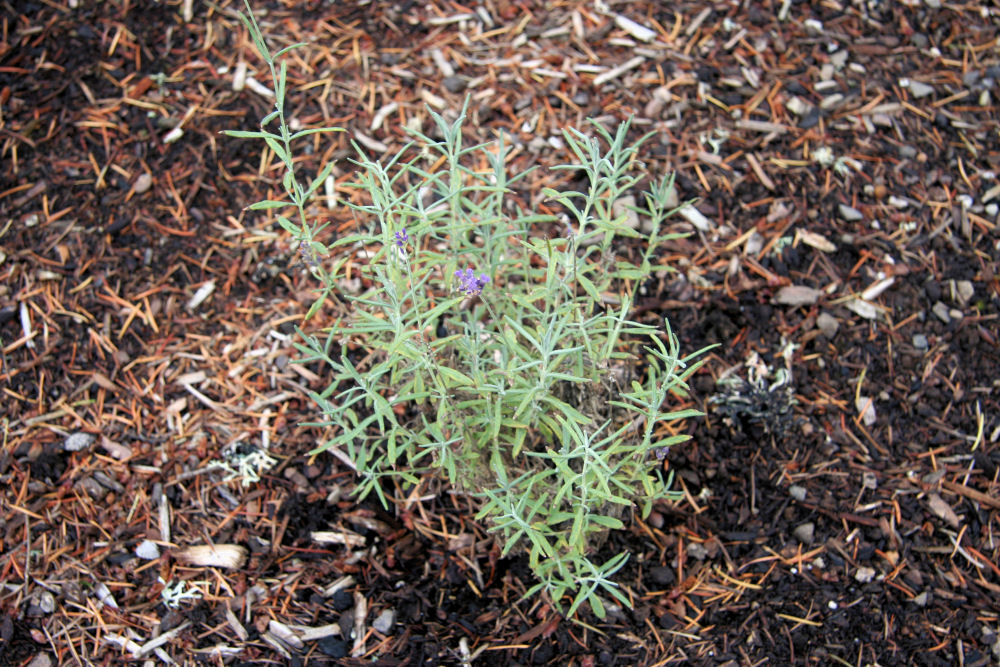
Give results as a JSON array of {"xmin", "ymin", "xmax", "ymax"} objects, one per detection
[
  {"xmin": 648, "ymin": 566, "xmax": 676, "ymax": 586},
  {"xmin": 527, "ymin": 136, "xmax": 548, "ymax": 153},
  {"xmin": 134, "ymin": 172, "xmax": 153, "ymax": 194},
  {"xmin": 442, "ymin": 75, "xmax": 466, "ymax": 93},
  {"xmin": 793, "ymin": 522, "xmax": 815, "ymax": 545},
  {"xmin": 955, "ymin": 280, "xmax": 974, "ymax": 305},
  {"xmin": 789, "ymin": 485, "xmax": 807, "ymax": 501},
  {"xmin": 29, "ymin": 591, "xmax": 56, "ymax": 615},
  {"xmin": 932, "ymin": 301, "xmax": 951, "ymax": 323},
  {"xmin": 64, "ymin": 432, "xmax": 95, "ymax": 452},
  {"xmin": 331, "ymin": 589, "xmax": 353, "ymax": 612},
  {"xmin": 912, "ymin": 334, "xmax": 929, "ymax": 350},
  {"xmin": 963, "ymin": 71, "xmax": 981, "ymax": 88},
  {"xmin": 912, "ymin": 591, "xmax": 930, "ymax": 607},
  {"xmin": 908, "ymin": 81, "xmax": 934, "ymax": 98},
  {"xmin": 373, "ymin": 608, "xmax": 395, "ymax": 634},
  {"xmin": 798, "ymin": 107, "xmax": 821, "ymax": 129},
  {"xmin": 854, "ymin": 566, "xmax": 876, "ymax": 583},
  {"xmin": 786, "ymin": 96, "xmax": 810, "ymax": 116},
  {"xmin": 318, "ymin": 637, "xmax": 349, "ymax": 658},
  {"xmin": 136, "ymin": 540, "xmax": 161, "ymax": 560},
  {"xmin": 838, "ymin": 204, "xmax": 864, "ymax": 221},
  {"xmin": 816, "ymin": 312, "xmax": 839, "ymax": 338}
]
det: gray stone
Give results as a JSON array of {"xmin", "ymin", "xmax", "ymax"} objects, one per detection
[
  {"xmin": 838, "ymin": 204, "xmax": 864, "ymax": 221},
  {"xmin": 854, "ymin": 566, "xmax": 876, "ymax": 583},
  {"xmin": 612, "ymin": 195, "xmax": 640, "ymax": 230},
  {"xmin": 909, "ymin": 81, "xmax": 935, "ymax": 98},
  {"xmin": 64, "ymin": 432, "xmax": 95, "ymax": 452},
  {"xmin": 786, "ymin": 96, "xmax": 811, "ymax": 116},
  {"xmin": 134, "ymin": 172, "xmax": 153, "ymax": 194},
  {"xmin": 29, "ymin": 591, "xmax": 56, "ymax": 615},
  {"xmin": 136, "ymin": 540, "xmax": 161, "ymax": 560},
  {"xmin": 789, "ymin": 485, "xmax": 807, "ymax": 502},
  {"xmin": 816, "ymin": 312, "xmax": 839, "ymax": 338},
  {"xmin": 442, "ymin": 76, "xmax": 466, "ymax": 93},
  {"xmin": 373, "ymin": 608, "xmax": 395, "ymax": 634},
  {"xmin": 793, "ymin": 522, "xmax": 815, "ymax": 545},
  {"xmin": 963, "ymin": 71, "xmax": 981, "ymax": 88},
  {"xmin": 955, "ymin": 280, "xmax": 974, "ymax": 305},
  {"xmin": 527, "ymin": 136, "xmax": 548, "ymax": 153},
  {"xmin": 912, "ymin": 333, "xmax": 929, "ymax": 350},
  {"xmin": 932, "ymin": 301, "xmax": 951, "ymax": 323}
]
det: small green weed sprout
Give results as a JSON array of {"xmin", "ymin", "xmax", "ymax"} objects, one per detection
[{"xmin": 228, "ymin": 2, "xmax": 709, "ymax": 618}]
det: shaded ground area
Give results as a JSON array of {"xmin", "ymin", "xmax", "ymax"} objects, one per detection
[{"xmin": 1, "ymin": 1, "xmax": 999, "ymax": 664}]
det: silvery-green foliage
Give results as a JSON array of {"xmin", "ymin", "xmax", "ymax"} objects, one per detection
[{"xmin": 228, "ymin": 1, "xmax": 709, "ymax": 619}]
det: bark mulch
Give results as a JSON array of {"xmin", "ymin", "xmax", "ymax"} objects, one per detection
[{"xmin": 1, "ymin": 1, "xmax": 999, "ymax": 665}]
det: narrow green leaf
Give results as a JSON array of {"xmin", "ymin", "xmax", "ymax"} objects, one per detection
[
  {"xmin": 224, "ymin": 129, "xmax": 277, "ymax": 139},
  {"xmin": 263, "ymin": 136, "xmax": 289, "ymax": 164},
  {"xmin": 261, "ymin": 109, "xmax": 281, "ymax": 127},
  {"xmin": 277, "ymin": 60, "xmax": 287, "ymax": 105},
  {"xmin": 273, "ymin": 42, "xmax": 308, "ymax": 60},
  {"xmin": 305, "ymin": 161, "xmax": 336, "ymax": 198},
  {"xmin": 575, "ymin": 272, "xmax": 601, "ymax": 303},
  {"xmin": 589, "ymin": 515, "xmax": 624, "ymax": 530},
  {"xmin": 437, "ymin": 366, "xmax": 475, "ymax": 387},
  {"xmin": 276, "ymin": 216, "xmax": 300, "ymax": 235},
  {"xmin": 282, "ymin": 170, "xmax": 296, "ymax": 196},
  {"xmin": 289, "ymin": 127, "xmax": 346, "ymax": 141},
  {"xmin": 247, "ymin": 199, "xmax": 289, "ymax": 210}
]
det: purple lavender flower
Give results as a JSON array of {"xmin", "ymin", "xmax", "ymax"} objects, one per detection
[
  {"xmin": 393, "ymin": 228, "xmax": 409, "ymax": 249},
  {"xmin": 454, "ymin": 267, "xmax": 490, "ymax": 296}
]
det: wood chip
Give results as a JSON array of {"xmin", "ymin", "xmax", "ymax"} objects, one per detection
[
  {"xmin": 174, "ymin": 544, "xmax": 248, "ymax": 569},
  {"xmin": 592, "ymin": 56, "xmax": 645, "ymax": 86},
  {"xmin": 774, "ymin": 285, "xmax": 821, "ymax": 307},
  {"xmin": 797, "ymin": 230, "xmax": 837, "ymax": 252},
  {"xmin": 926, "ymin": 493, "xmax": 961, "ymax": 528},
  {"xmin": 614, "ymin": 14, "xmax": 657, "ymax": 43}
]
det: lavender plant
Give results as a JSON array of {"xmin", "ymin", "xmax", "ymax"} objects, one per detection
[{"xmin": 228, "ymin": 2, "xmax": 709, "ymax": 619}]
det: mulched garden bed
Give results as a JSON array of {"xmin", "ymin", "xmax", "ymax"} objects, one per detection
[{"xmin": 1, "ymin": 1, "xmax": 998, "ymax": 664}]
